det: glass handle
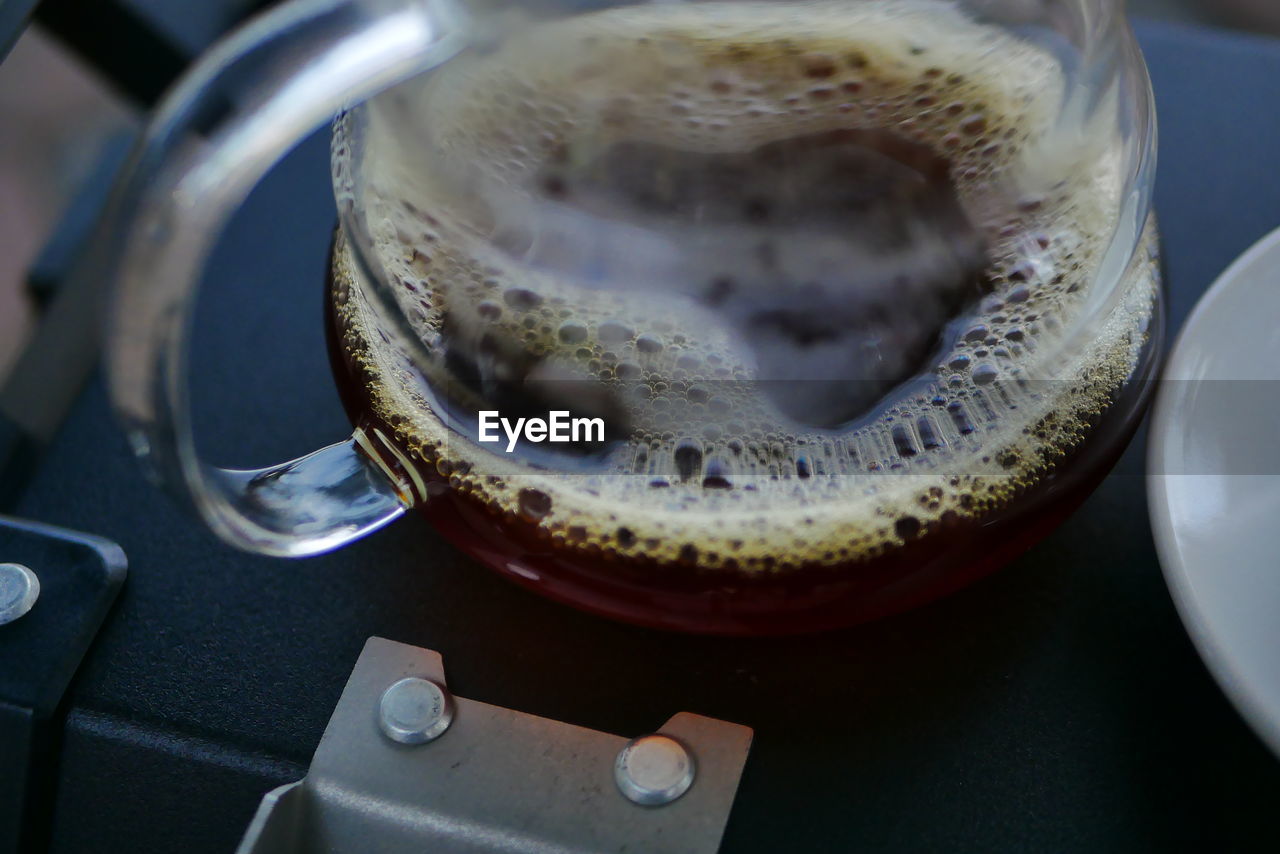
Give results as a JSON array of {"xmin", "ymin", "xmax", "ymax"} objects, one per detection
[{"xmin": 103, "ymin": 0, "xmax": 467, "ymax": 556}]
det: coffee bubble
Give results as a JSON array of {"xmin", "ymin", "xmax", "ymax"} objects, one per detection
[{"xmin": 332, "ymin": 0, "xmax": 1159, "ymax": 574}]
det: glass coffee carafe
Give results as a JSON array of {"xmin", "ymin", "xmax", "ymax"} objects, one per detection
[{"xmin": 105, "ymin": 0, "xmax": 1161, "ymax": 634}]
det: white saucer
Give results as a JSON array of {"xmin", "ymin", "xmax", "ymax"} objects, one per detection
[{"xmin": 1149, "ymin": 224, "xmax": 1280, "ymax": 757}]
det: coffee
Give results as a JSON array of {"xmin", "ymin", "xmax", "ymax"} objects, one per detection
[{"xmin": 328, "ymin": 1, "xmax": 1161, "ymax": 632}]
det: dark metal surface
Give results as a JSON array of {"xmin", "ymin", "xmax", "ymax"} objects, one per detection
[
  {"xmin": 0, "ymin": 701, "xmax": 35, "ymax": 854},
  {"xmin": 0, "ymin": 417, "xmax": 38, "ymax": 512},
  {"xmin": 0, "ymin": 517, "xmax": 126, "ymax": 853},
  {"xmin": 0, "ymin": 518, "xmax": 126, "ymax": 725},
  {"xmin": 25, "ymin": 0, "xmax": 274, "ymax": 106},
  {"xmin": 0, "ymin": 0, "xmax": 39, "ymax": 63},
  {"xmin": 0, "ymin": 134, "xmax": 139, "ymax": 508},
  {"xmin": 6, "ymin": 20, "xmax": 1280, "ymax": 854},
  {"xmin": 32, "ymin": 0, "xmax": 190, "ymax": 106},
  {"xmin": 26, "ymin": 134, "xmax": 137, "ymax": 310}
]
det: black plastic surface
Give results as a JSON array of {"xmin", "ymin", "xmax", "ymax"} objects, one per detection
[{"xmin": 11, "ymin": 21, "xmax": 1280, "ymax": 854}]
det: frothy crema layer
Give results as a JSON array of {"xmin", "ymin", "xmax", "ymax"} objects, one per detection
[{"xmin": 332, "ymin": 0, "xmax": 1159, "ymax": 572}]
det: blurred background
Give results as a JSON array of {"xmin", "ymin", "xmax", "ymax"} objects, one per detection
[{"xmin": 0, "ymin": 0, "xmax": 1277, "ymax": 386}]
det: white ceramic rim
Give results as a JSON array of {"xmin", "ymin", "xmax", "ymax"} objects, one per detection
[{"xmin": 1148, "ymin": 223, "xmax": 1280, "ymax": 759}]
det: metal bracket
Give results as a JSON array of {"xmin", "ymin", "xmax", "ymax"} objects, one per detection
[
  {"xmin": 238, "ymin": 637, "xmax": 753, "ymax": 854},
  {"xmin": 0, "ymin": 515, "xmax": 128, "ymax": 852}
]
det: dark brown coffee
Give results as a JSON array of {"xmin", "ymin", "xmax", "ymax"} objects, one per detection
[{"xmin": 327, "ymin": 1, "xmax": 1162, "ymax": 633}]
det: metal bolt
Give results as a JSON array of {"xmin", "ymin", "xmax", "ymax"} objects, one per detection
[
  {"xmin": 0, "ymin": 563, "xmax": 39, "ymax": 626},
  {"xmin": 614, "ymin": 734, "xmax": 696, "ymax": 806},
  {"xmin": 379, "ymin": 677, "xmax": 454, "ymax": 744}
]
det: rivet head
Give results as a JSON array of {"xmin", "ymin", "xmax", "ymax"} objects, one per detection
[
  {"xmin": 378, "ymin": 677, "xmax": 454, "ymax": 744},
  {"xmin": 615, "ymin": 734, "xmax": 696, "ymax": 806},
  {"xmin": 0, "ymin": 563, "xmax": 39, "ymax": 626}
]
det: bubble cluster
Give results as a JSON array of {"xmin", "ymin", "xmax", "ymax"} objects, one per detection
[{"xmin": 331, "ymin": 0, "xmax": 1160, "ymax": 573}]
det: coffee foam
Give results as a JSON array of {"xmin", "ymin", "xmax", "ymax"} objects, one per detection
[{"xmin": 332, "ymin": 0, "xmax": 1159, "ymax": 572}]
